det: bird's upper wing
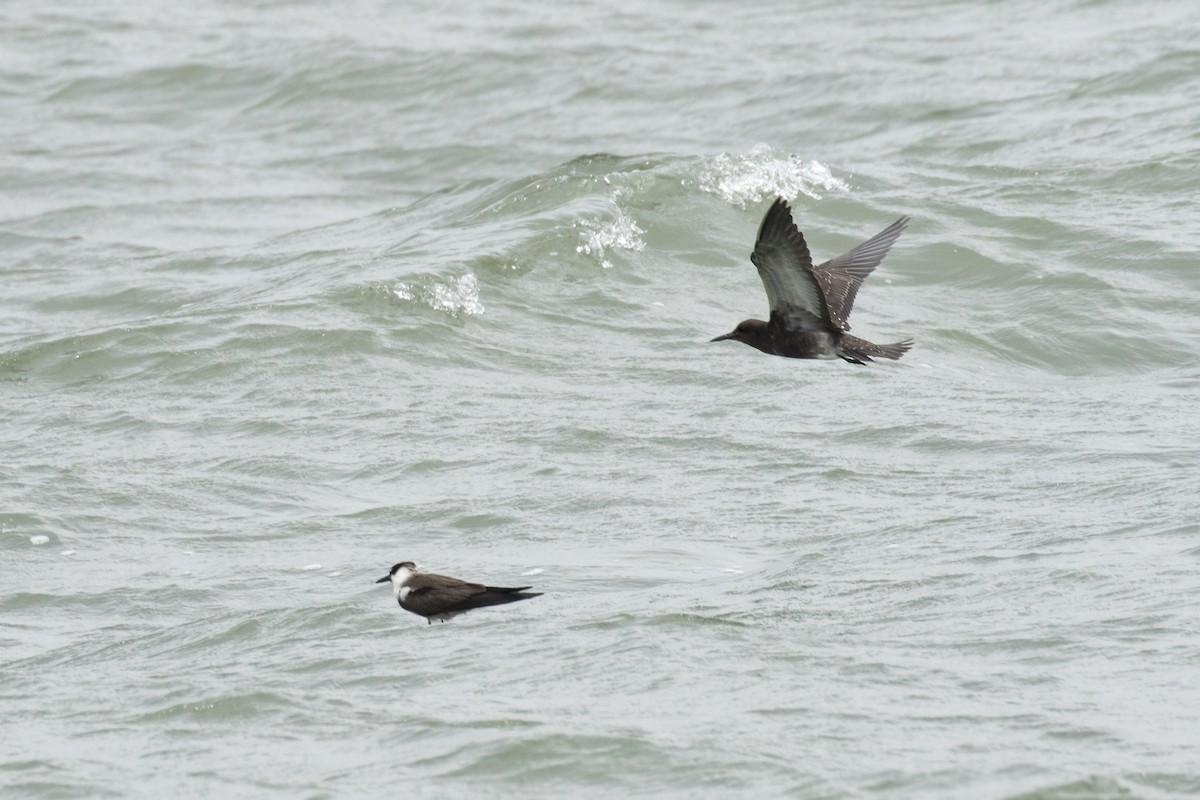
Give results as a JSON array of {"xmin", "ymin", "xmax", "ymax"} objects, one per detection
[
  {"xmin": 749, "ymin": 198, "xmax": 831, "ymax": 332},
  {"xmin": 813, "ymin": 216, "xmax": 908, "ymax": 331},
  {"xmin": 401, "ymin": 574, "xmax": 485, "ymax": 616}
]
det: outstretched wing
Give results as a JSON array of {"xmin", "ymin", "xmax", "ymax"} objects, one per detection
[
  {"xmin": 813, "ymin": 216, "xmax": 908, "ymax": 331},
  {"xmin": 749, "ymin": 198, "xmax": 832, "ymax": 332}
]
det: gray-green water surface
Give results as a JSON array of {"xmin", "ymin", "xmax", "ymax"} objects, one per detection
[{"xmin": 4, "ymin": 1, "xmax": 1200, "ymax": 797}]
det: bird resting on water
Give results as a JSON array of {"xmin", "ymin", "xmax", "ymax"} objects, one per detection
[
  {"xmin": 376, "ymin": 561, "xmax": 542, "ymax": 624},
  {"xmin": 711, "ymin": 197, "xmax": 912, "ymax": 364}
]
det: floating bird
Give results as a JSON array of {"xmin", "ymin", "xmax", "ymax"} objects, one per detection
[
  {"xmin": 711, "ymin": 198, "xmax": 912, "ymax": 364},
  {"xmin": 375, "ymin": 561, "xmax": 542, "ymax": 624}
]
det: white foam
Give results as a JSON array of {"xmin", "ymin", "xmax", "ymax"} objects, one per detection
[
  {"xmin": 30, "ymin": 535, "xmax": 49, "ymax": 546},
  {"xmin": 392, "ymin": 272, "xmax": 484, "ymax": 316},
  {"xmin": 302, "ymin": 563, "xmax": 322, "ymax": 571},
  {"xmin": 576, "ymin": 205, "xmax": 645, "ymax": 269},
  {"xmin": 431, "ymin": 273, "xmax": 485, "ymax": 315},
  {"xmin": 697, "ymin": 145, "xmax": 850, "ymax": 208},
  {"xmin": 521, "ymin": 568, "xmax": 545, "ymax": 577}
]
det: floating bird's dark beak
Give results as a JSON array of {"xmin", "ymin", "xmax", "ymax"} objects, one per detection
[
  {"xmin": 710, "ymin": 332, "xmax": 733, "ymax": 343},
  {"xmin": 375, "ymin": 575, "xmax": 390, "ymax": 584}
]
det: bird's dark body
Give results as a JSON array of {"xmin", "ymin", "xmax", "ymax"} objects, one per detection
[
  {"xmin": 712, "ymin": 198, "xmax": 912, "ymax": 364},
  {"xmin": 730, "ymin": 318, "xmax": 910, "ymax": 364},
  {"xmin": 376, "ymin": 561, "xmax": 542, "ymax": 624},
  {"xmin": 401, "ymin": 576, "xmax": 541, "ymax": 622}
]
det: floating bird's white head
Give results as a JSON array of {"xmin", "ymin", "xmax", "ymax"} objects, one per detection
[{"xmin": 375, "ymin": 561, "xmax": 418, "ymax": 598}]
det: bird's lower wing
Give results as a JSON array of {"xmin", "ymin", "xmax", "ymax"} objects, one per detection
[{"xmin": 751, "ymin": 199, "xmax": 832, "ymax": 329}]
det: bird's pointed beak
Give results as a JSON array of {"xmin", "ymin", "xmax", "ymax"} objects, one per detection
[
  {"xmin": 710, "ymin": 332, "xmax": 733, "ymax": 343},
  {"xmin": 375, "ymin": 575, "xmax": 391, "ymax": 584}
]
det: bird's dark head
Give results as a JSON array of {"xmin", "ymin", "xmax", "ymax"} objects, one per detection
[
  {"xmin": 711, "ymin": 319, "xmax": 772, "ymax": 353},
  {"xmin": 376, "ymin": 561, "xmax": 417, "ymax": 584}
]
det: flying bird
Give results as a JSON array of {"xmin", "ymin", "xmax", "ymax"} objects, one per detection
[
  {"xmin": 711, "ymin": 197, "xmax": 912, "ymax": 364},
  {"xmin": 376, "ymin": 561, "xmax": 542, "ymax": 624}
]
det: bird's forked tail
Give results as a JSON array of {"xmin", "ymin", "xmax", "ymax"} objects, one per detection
[{"xmin": 839, "ymin": 335, "xmax": 913, "ymax": 364}]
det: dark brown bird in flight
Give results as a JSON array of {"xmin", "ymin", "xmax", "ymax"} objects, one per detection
[
  {"xmin": 376, "ymin": 561, "xmax": 542, "ymax": 624},
  {"xmin": 711, "ymin": 198, "xmax": 912, "ymax": 364}
]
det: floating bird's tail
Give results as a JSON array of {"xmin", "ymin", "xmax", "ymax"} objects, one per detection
[
  {"xmin": 839, "ymin": 335, "xmax": 913, "ymax": 365},
  {"xmin": 465, "ymin": 586, "xmax": 543, "ymax": 610}
]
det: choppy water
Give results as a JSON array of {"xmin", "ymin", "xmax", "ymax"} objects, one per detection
[{"xmin": 4, "ymin": 1, "xmax": 1200, "ymax": 797}]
